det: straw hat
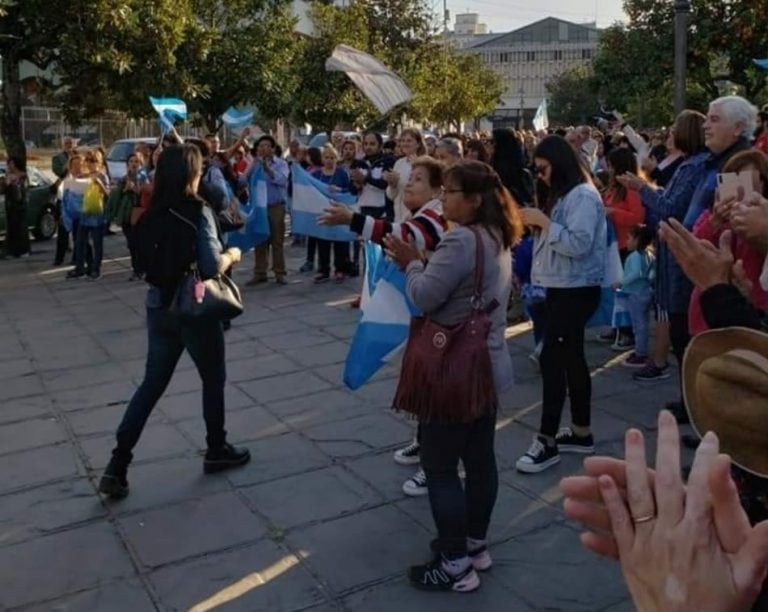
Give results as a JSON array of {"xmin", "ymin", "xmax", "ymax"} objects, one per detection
[{"xmin": 683, "ymin": 327, "xmax": 768, "ymax": 477}]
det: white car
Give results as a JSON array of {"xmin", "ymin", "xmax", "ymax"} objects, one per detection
[{"xmin": 106, "ymin": 138, "xmax": 158, "ymax": 180}]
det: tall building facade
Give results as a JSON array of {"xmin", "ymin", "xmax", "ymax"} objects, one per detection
[{"xmin": 451, "ymin": 16, "xmax": 600, "ymax": 128}]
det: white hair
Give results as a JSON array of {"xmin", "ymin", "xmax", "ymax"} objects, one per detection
[
  {"xmin": 710, "ymin": 96, "xmax": 758, "ymax": 139},
  {"xmin": 437, "ymin": 137, "xmax": 463, "ymax": 158}
]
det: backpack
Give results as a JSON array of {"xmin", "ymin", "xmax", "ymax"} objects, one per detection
[{"xmin": 134, "ymin": 203, "xmax": 200, "ymax": 301}]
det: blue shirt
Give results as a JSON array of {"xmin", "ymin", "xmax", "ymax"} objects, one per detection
[
  {"xmin": 621, "ymin": 250, "xmax": 654, "ymax": 295},
  {"xmin": 312, "ymin": 167, "xmax": 351, "ymax": 191}
]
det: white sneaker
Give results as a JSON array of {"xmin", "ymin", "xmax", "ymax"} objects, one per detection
[
  {"xmin": 394, "ymin": 440, "xmax": 420, "ymax": 465},
  {"xmin": 402, "ymin": 469, "xmax": 428, "ymax": 496}
]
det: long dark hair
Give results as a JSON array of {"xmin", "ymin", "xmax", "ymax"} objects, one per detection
[
  {"xmin": 465, "ymin": 139, "xmax": 490, "ymax": 164},
  {"xmin": 490, "ymin": 128, "xmax": 531, "ymax": 204},
  {"xmin": 533, "ymin": 135, "xmax": 591, "ymax": 214},
  {"xmin": 607, "ymin": 147, "xmax": 638, "ymax": 202},
  {"xmin": 150, "ymin": 144, "xmax": 203, "ymax": 212},
  {"xmin": 444, "ymin": 160, "xmax": 523, "ymax": 249}
]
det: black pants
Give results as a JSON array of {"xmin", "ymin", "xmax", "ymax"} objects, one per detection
[
  {"xmin": 539, "ymin": 286, "xmax": 601, "ymax": 438},
  {"xmin": 317, "ymin": 239, "xmax": 350, "ymax": 275},
  {"xmin": 306, "ymin": 237, "xmax": 317, "ymax": 264},
  {"xmin": 420, "ymin": 412, "xmax": 498, "ymax": 559},
  {"xmin": 112, "ymin": 308, "xmax": 227, "ymax": 465},
  {"xmin": 4, "ymin": 201, "xmax": 30, "ymax": 257},
  {"xmin": 122, "ymin": 223, "xmax": 139, "ymax": 273}
]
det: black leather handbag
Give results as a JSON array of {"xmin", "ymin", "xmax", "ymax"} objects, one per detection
[{"xmin": 172, "ymin": 266, "xmax": 243, "ymax": 320}]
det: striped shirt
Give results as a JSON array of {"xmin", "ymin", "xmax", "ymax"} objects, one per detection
[{"xmin": 349, "ymin": 198, "xmax": 446, "ymax": 253}]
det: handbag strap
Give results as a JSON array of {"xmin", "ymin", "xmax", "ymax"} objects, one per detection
[{"xmin": 469, "ymin": 225, "xmax": 485, "ymax": 309}]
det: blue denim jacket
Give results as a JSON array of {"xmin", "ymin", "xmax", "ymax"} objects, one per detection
[
  {"xmin": 146, "ymin": 206, "xmax": 223, "ymax": 308},
  {"xmin": 531, "ymin": 183, "xmax": 606, "ymax": 288}
]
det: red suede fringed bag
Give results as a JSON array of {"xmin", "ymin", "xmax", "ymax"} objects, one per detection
[{"xmin": 392, "ymin": 226, "xmax": 499, "ymax": 423}]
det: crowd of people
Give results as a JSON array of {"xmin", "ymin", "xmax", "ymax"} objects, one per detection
[{"xmin": 3, "ymin": 92, "xmax": 768, "ymax": 607}]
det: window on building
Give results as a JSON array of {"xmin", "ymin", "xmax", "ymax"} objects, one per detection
[
  {"xmin": 526, "ymin": 51, "xmax": 536, "ymax": 61},
  {"xmin": 581, "ymin": 48, "xmax": 593, "ymax": 60},
  {"xmin": 554, "ymin": 50, "xmax": 563, "ymax": 61}
]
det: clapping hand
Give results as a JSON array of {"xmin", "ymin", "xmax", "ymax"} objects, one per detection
[
  {"xmin": 730, "ymin": 191, "xmax": 768, "ymax": 253},
  {"xmin": 659, "ymin": 218, "xmax": 733, "ymax": 290},
  {"xmin": 318, "ymin": 203, "xmax": 354, "ymax": 226},
  {"xmin": 616, "ymin": 172, "xmax": 644, "ymax": 192},
  {"xmin": 383, "ymin": 234, "xmax": 421, "ymax": 269}
]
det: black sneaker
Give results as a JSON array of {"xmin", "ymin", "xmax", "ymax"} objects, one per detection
[
  {"xmin": 203, "ymin": 443, "xmax": 251, "ymax": 474},
  {"xmin": 665, "ymin": 401, "xmax": 690, "ymax": 425},
  {"xmin": 516, "ymin": 437, "xmax": 560, "ymax": 473},
  {"xmin": 633, "ymin": 362, "xmax": 670, "ymax": 382},
  {"xmin": 393, "ymin": 440, "xmax": 420, "ymax": 465},
  {"xmin": 555, "ymin": 428, "xmax": 595, "ymax": 454},
  {"xmin": 66, "ymin": 270, "xmax": 85, "ymax": 279},
  {"xmin": 408, "ymin": 556, "xmax": 480, "ymax": 592},
  {"xmin": 98, "ymin": 459, "xmax": 129, "ymax": 499},
  {"xmin": 429, "ymin": 539, "xmax": 493, "ymax": 572}
]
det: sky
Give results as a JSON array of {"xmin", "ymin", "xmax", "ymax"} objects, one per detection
[{"xmin": 443, "ymin": 0, "xmax": 627, "ymax": 33}]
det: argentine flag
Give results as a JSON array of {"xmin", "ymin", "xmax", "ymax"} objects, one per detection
[
  {"xmin": 61, "ymin": 178, "xmax": 91, "ymax": 233},
  {"xmin": 344, "ymin": 242, "xmax": 420, "ymax": 390},
  {"xmin": 149, "ymin": 96, "xmax": 187, "ymax": 135},
  {"xmin": 225, "ymin": 166, "xmax": 270, "ymax": 252},
  {"xmin": 221, "ymin": 107, "xmax": 255, "ymax": 131},
  {"xmin": 587, "ymin": 220, "xmax": 624, "ymax": 328},
  {"xmin": 291, "ymin": 165, "xmax": 358, "ymax": 242}
]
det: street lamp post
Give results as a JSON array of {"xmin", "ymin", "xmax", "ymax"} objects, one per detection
[
  {"xmin": 674, "ymin": 0, "xmax": 691, "ymax": 114},
  {"xmin": 517, "ymin": 86, "xmax": 524, "ymax": 129}
]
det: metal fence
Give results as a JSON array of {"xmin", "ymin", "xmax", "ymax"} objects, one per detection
[{"xmin": 20, "ymin": 106, "xmax": 210, "ymax": 149}]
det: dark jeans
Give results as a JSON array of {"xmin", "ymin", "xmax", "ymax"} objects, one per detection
[
  {"xmin": 420, "ymin": 412, "xmax": 498, "ymax": 559},
  {"xmin": 75, "ymin": 223, "xmax": 103, "ymax": 274},
  {"xmin": 539, "ymin": 286, "xmax": 601, "ymax": 438},
  {"xmin": 306, "ymin": 237, "xmax": 317, "ymax": 264},
  {"xmin": 112, "ymin": 308, "xmax": 227, "ymax": 465},
  {"xmin": 122, "ymin": 223, "xmax": 139, "ymax": 273},
  {"xmin": 317, "ymin": 239, "xmax": 350, "ymax": 275}
]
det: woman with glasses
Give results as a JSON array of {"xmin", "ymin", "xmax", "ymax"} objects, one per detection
[{"xmin": 515, "ymin": 135, "xmax": 606, "ymax": 474}]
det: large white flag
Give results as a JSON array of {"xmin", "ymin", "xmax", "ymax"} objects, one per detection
[
  {"xmin": 533, "ymin": 99, "xmax": 549, "ymax": 131},
  {"xmin": 325, "ymin": 45, "xmax": 412, "ymax": 115}
]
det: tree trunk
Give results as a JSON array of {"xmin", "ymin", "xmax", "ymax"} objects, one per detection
[{"xmin": 1, "ymin": 48, "xmax": 27, "ymax": 163}]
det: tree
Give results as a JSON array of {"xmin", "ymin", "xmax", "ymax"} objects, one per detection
[
  {"xmin": 0, "ymin": 0, "xmax": 190, "ymax": 160},
  {"xmin": 173, "ymin": 0, "xmax": 300, "ymax": 133},
  {"xmin": 546, "ymin": 65, "xmax": 600, "ymax": 126},
  {"xmin": 410, "ymin": 46, "xmax": 503, "ymax": 128}
]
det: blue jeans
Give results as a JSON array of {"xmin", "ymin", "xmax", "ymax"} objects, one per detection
[
  {"xmin": 524, "ymin": 297, "xmax": 547, "ymax": 346},
  {"xmin": 112, "ymin": 307, "xmax": 227, "ymax": 464},
  {"xmin": 627, "ymin": 291, "xmax": 652, "ymax": 357},
  {"xmin": 75, "ymin": 223, "xmax": 103, "ymax": 275}
]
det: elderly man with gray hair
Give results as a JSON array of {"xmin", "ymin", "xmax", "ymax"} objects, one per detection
[{"xmin": 434, "ymin": 137, "xmax": 463, "ymax": 165}]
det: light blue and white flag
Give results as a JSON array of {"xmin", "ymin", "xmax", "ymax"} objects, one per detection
[
  {"xmin": 587, "ymin": 220, "xmax": 624, "ymax": 328},
  {"xmin": 224, "ymin": 166, "xmax": 270, "ymax": 252},
  {"xmin": 343, "ymin": 242, "xmax": 420, "ymax": 390},
  {"xmin": 291, "ymin": 164, "xmax": 358, "ymax": 242},
  {"xmin": 149, "ymin": 96, "xmax": 187, "ymax": 135},
  {"xmin": 533, "ymin": 98, "xmax": 549, "ymax": 131},
  {"xmin": 754, "ymin": 58, "xmax": 768, "ymax": 70},
  {"xmin": 221, "ymin": 107, "xmax": 255, "ymax": 131},
  {"xmin": 60, "ymin": 178, "xmax": 90, "ymax": 233}
]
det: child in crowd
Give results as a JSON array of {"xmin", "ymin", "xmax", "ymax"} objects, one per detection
[
  {"xmin": 513, "ymin": 232, "xmax": 547, "ymax": 368},
  {"xmin": 617, "ymin": 224, "xmax": 655, "ymax": 367}
]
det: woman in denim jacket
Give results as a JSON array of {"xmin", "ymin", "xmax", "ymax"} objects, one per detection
[{"xmin": 516, "ymin": 135, "xmax": 606, "ymax": 474}]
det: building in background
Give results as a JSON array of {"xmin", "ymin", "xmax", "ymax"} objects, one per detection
[{"xmin": 449, "ymin": 16, "xmax": 600, "ymax": 129}]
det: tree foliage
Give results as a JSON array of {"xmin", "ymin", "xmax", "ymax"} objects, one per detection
[{"xmin": 545, "ymin": 65, "xmax": 600, "ymax": 126}]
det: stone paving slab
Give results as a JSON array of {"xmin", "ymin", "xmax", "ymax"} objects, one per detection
[{"xmin": 0, "ymin": 236, "xmax": 680, "ymax": 610}]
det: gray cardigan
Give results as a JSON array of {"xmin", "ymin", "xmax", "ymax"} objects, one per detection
[{"xmin": 404, "ymin": 224, "xmax": 514, "ymax": 397}]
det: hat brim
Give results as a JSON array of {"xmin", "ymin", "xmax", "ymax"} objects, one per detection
[{"xmin": 683, "ymin": 327, "xmax": 768, "ymax": 477}]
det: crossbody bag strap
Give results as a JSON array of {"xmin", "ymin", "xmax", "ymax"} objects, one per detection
[
  {"xmin": 169, "ymin": 206, "xmax": 201, "ymax": 273},
  {"xmin": 469, "ymin": 225, "xmax": 485, "ymax": 309}
]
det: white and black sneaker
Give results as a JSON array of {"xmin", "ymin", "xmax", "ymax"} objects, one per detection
[
  {"xmin": 394, "ymin": 440, "xmax": 421, "ymax": 466},
  {"xmin": 516, "ymin": 437, "xmax": 560, "ymax": 473},
  {"xmin": 403, "ymin": 469, "xmax": 428, "ymax": 496},
  {"xmin": 408, "ymin": 557, "xmax": 480, "ymax": 592},
  {"xmin": 555, "ymin": 428, "xmax": 595, "ymax": 454}
]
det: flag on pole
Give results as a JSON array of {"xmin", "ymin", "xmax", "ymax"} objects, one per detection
[
  {"xmin": 149, "ymin": 96, "xmax": 187, "ymax": 135},
  {"xmin": 221, "ymin": 107, "xmax": 255, "ymax": 131},
  {"xmin": 325, "ymin": 45, "xmax": 412, "ymax": 115},
  {"xmin": 343, "ymin": 242, "xmax": 420, "ymax": 390},
  {"xmin": 223, "ymin": 166, "xmax": 270, "ymax": 253},
  {"xmin": 532, "ymin": 99, "xmax": 549, "ymax": 131},
  {"xmin": 290, "ymin": 165, "xmax": 358, "ymax": 242}
]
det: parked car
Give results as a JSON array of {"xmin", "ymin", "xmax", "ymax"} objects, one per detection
[
  {"xmin": 0, "ymin": 163, "xmax": 59, "ymax": 241},
  {"xmin": 106, "ymin": 137, "xmax": 157, "ymax": 180}
]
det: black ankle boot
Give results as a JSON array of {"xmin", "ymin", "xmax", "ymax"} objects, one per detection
[
  {"xmin": 98, "ymin": 458, "xmax": 130, "ymax": 499},
  {"xmin": 204, "ymin": 443, "xmax": 251, "ymax": 474}
]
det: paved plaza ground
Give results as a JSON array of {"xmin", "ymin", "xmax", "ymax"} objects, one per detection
[{"xmin": 0, "ymin": 233, "xmax": 687, "ymax": 611}]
